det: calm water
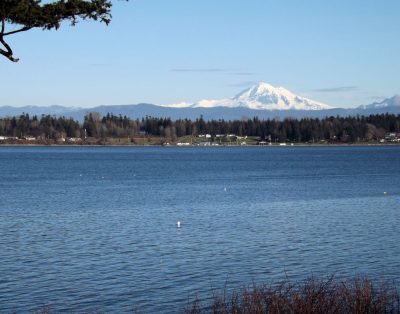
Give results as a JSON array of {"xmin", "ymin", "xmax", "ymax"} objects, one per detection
[{"xmin": 0, "ymin": 146, "xmax": 400, "ymax": 313}]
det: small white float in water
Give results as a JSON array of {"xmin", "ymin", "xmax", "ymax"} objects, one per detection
[
  {"xmin": 176, "ymin": 221, "xmax": 181, "ymax": 228},
  {"xmin": 384, "ymin": 192, "xmax": 388, "ymax": 196}
]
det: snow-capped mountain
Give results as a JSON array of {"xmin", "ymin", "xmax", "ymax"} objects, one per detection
[
  {"xmin": 358, "ymin": 95, "xmax": 400, "ymax": 109},
  {"xmin": 1, "ymin": 84, "xmax": 398, "ymax": 121},
  {"xmin": 165, "ymin": 82, "xmax": 334, "ymax": 110}
]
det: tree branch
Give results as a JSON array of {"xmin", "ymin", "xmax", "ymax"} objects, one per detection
[
  {"xmin": 0, "ymin": 41, "xmax": 19, "ymax": 62},
  {"xmin": 0, "ymin": 16, "xmax": 19, "ymax": 62},
  {"xmin": 1, "ymin": 17, "xmax": 4, "ymax": 34},
  {"xmin": 0, "ymin": 0, "xmax": 115, "ymax": 62},
  {"xmin": 0, "ymin": 17, "xmax": 19, "ymax": 62},
  {"xmin": 3, "ymin": 26, "xmax": 32, "ymax": 37}
]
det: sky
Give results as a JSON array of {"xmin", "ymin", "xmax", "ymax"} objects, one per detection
[{"xmin": 1, "ymin": 0, "xmax": 399, "ymax": 108}]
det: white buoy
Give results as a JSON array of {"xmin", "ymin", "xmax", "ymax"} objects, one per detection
[
  {"xmin": 384, "ymin": 192, "xmax": 388, "ymax": 196},
  {"xmin": 176, "ymin": 221, "xmax": 181, "ymax": 228}
]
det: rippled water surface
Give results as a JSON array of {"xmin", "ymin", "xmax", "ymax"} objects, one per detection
[{"xmin": 1, "ymin": 146, "xmax": 400, "ymax": 313}]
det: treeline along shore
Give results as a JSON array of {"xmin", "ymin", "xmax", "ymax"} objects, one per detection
[{"xmin": 0, "ymin": 112, "xmax": 400, "ymax": 146}]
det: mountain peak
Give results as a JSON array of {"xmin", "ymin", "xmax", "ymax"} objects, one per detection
[
  {"xmin": 359, "ymin": 95, "xmax": 400, "ymax": 109},
  {"xmin": 253, "ymin": 82, "xmax": 277, "ymax": 92},
  {"xmin": 391, "ymin": 95, "xmax": 400, "ymax": 102},
  {"xmin": 240, "ymin": 82, "xmax": 286, "ymax": 94},
  {"xmin": 230, "ymin": 82, "xmax": 334, "ymax": 110},
  {"xmin": 164, "ymin": 82, "xmax": 335, "ymax": 110}
]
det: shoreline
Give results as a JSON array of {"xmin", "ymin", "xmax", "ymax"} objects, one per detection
[{"xmin": 1, "ymin": 143, "xmax": 400, "ymax": 148}]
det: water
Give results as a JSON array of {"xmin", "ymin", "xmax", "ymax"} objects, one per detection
[{"xmin": 0, "ymin": 146, "xmax": 399, "ymax": 313}]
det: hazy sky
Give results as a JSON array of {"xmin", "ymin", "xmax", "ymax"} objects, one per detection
[{"xmin": 1, "ymin": 0, "xmax": 399, "ymax": 108}]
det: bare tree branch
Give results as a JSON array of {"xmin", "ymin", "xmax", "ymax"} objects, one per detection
[
  {"xmin": 0, "ymin": 40, "xmax": 19, "ymax": 62},
  {"xmin": 3, "ymin": 26, "xmax": 32, "ymax": 37},
  {"xmin": 0, "ymin": 16, "xmax": 19, "ymax": 62}
]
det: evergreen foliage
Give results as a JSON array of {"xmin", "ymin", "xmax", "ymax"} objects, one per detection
[
  {"xmin": 0, "ymin": 0, "xmax": 113, "ymax": 62},
  {"xmin": 0, "ymin": 113, "xmax": 399, "ymax": 143}
]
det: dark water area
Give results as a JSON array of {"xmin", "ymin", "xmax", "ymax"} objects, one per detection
[{"xmin": 0, "ymin": 146, "xmax": 399, "ymax": 313}]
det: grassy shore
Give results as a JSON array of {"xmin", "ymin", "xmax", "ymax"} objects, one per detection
[
  {"xmin": 186, "ymin": 277, "xmax": 400, "ymax": 314},
  {"xmin": 24, "ymin": 277, "xmax": 400, "ymax": 313}
]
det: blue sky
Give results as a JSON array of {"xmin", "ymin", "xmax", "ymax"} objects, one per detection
[{"xmin": 1, "ymin": 0, "xmax": 399, "ymax": 108}]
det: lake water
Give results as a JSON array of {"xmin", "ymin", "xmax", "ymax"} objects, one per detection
[{"xmin": 0, "ymin": 146, "xmax": 400, "ymax": 313}]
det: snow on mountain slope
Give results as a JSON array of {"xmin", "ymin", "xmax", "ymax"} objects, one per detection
[
  {"xmin": 164, "ymin": 82, "xmax": 334, "ymax": 110},
  {"xmin": 358, "ymin": 95, "xmax": 400, "ymax": 109},
  {"xmin": 228, "ymin": 82, "xmax": 333, "ymax": 110}
]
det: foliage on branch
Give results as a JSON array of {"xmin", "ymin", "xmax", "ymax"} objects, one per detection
[{"xmin": 0, "ymin": 0, "xmax": 114, "ymax": 62}]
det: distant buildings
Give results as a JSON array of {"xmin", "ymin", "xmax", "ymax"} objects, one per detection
[
  {"xmin": 0, "ymin": 136, "xmax": 19, "ymax": 140},
  {"xmin": 384, "ymin": 133, "xmax": 400, "ymax": 142},
  {"xmin": 198, "ymin": 134, "xmax": 211, "ymax": 138}
]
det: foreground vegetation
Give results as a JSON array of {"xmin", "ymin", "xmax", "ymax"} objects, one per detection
[
  {"xmin": 186, "ymin": 277, "xmax": 400, "ymax": 314},
  {"xmin": 0, "ymin": 112, "xmax": 400, "ymax": 145}
]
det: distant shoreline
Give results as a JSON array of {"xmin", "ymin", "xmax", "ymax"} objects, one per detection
[{"xmin": 1, "ymin": 142, "xmax": 399, "ymax": 148}]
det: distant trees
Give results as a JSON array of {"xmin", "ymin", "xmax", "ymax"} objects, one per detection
[
  {"xmin": 0, "ymin": 113, "xmax": 80, "ymax": 139},
  {"xmin": 0, "ymin": 113, "xmax": 399, "ymax": 143}
]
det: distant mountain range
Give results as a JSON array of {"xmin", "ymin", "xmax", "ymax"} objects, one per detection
[
  {"xmin": 163, "ymin": 82, "xmax": 333, "ymax": 110},
  {"xmin": 1, "ymin": 82, "xmax": 399, "ymax": 121},
  {"xmin": 357, "ymin": 95, "xmax": 400, "ymax": 110}
]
